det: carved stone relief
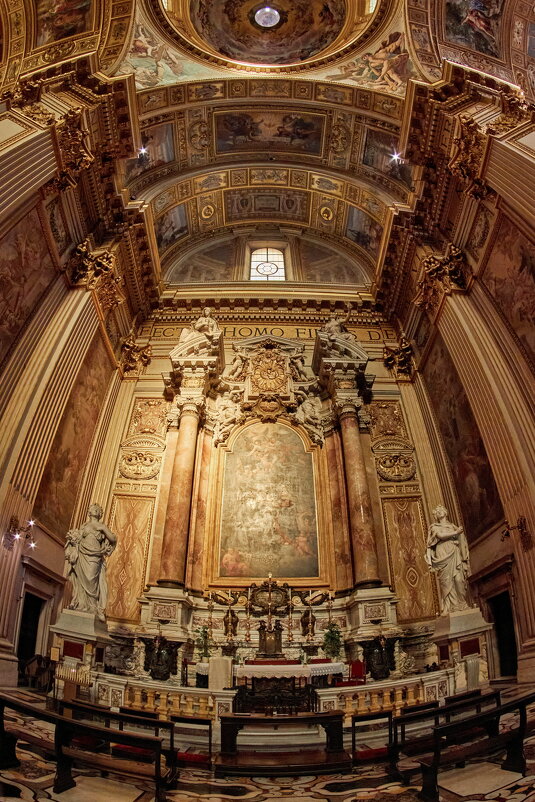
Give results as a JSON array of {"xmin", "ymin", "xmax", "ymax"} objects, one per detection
[
  {"xmin": 368, "ymin": 401, "xmax": 408, "ymax": 441},
  {"xmin": 372, "ymin": 438, "xmax": 416, "ymax": 482}
]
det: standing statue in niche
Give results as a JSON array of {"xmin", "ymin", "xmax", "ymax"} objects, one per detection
[
  {"xmin": 65, "ymin": 503, "xmax": 117, "ymax": 621},
  {"xmin": 425, "ymin": 505, "xmax": 471, "ymax": 614}
]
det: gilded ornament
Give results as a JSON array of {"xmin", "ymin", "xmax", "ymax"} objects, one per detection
[
  {"xmin": 376, "ymin": 453, "xmax": 416, "ymax": 482},
  {"xmin": 119, "ymin": 451, "xmax": 161, "ymax": 480},
  {"xmin": 250, "ymin": 348, "xmax": 287, "ymax": 394}
]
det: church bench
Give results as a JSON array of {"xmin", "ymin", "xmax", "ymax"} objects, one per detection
[
  {"xmin": 169, "ymin": 713, "xmax": 213, "ymax": 766},
  {"xmin": 443, "ymin": 688, "xmax": 482, "ymax": 705},
  {"xmin": 57, "ymin": 698, "xmax": 177, "ymax": 781},
  {"xmin": 0, "ymin": 691, "xmax": 171, "ymax": 801},
  {"xmin": 54, "ymin": 716, "xmax": 170, "ymax": 802},
  {"xmin": 418, "ymin": 692, "xmax": 535, "ymax": 801},
  {"xmin": 351, "ymin": 709, "xmax": 393, "ymax": 763},
  {"xmin": 389, "ymin": 690, "xmax": 502, "ymax": 779}
]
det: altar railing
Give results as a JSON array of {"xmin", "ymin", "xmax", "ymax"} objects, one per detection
[{"xmin": 316, "ymin": 668, "xmax": 456, "ymax": 719}]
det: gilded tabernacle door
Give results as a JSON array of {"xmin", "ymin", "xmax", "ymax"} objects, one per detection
[{"xmin": 206, "ymin": 419, "xmax": 333, "ymax": 587}]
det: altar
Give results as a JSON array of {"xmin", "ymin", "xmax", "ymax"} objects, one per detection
[{"xmin": 196, "ymin": 661, "xmax": 345, "ymax": 681}]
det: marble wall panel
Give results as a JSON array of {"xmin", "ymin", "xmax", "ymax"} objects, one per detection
[
  {"xmin": 383, "ymin": 498, "xmax": 437, "ymax": 621},
  {"xmin": 107, "ymin": 495, "xmax": 154, "ymax": 621}
]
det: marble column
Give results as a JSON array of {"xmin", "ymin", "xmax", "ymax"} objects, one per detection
[
  {"xmin": 338, "ymin": 401, "xmax": 381, "ymax": 588},
  {"xmin": 157, "ymin": 399, "xmax": 202, "ymax": 588}
]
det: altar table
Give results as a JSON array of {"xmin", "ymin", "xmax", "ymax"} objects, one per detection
[{"xmin": 196, "ymin": 661, "xmax": 344, "ymax": 680}]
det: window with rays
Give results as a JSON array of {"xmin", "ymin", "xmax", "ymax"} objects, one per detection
[{"xmin": 249, "ymin": 247, "xmax": 286, "ymax": 281}]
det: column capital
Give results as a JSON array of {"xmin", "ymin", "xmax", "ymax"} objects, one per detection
[
  {"xmin": 167, "ymin": 397, "xmax": 205, "ymax": 430},
  {"xmin": 335, "ymin": 398, "xmax": 361, "ymax": 421}
]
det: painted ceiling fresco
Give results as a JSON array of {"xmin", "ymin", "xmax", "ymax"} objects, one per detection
[{"xmin": 189, "ymin": 0, "xmax": 346, "ymax": 65}]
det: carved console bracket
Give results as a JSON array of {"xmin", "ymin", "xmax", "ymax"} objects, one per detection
[{"xmin": 413, "ymin": 243, "xmax": 471, "ymax": 319}]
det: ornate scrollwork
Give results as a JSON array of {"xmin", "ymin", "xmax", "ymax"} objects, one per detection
[
  {"xmin": 119, "ymin": 451, "xmax": 161, "ymax": 480},
  {"xmin": 376, "ymin": 453, "xmax": 416, "ymax": 482},
  {"xmin": 486, "ymin": 90, "xmax": 535, "ymax": 136},
  {"xmin": 1, "ymin": 78, "xmax": 55, "ymax": 127},
  {"xmin": 52, "ymin": 108, "xmax": 94, "ymax": 190},
  {"xmin": 383, "ymin": 337, "xmax": 413, "ymax": 378},
  {"xmin": 449, "ymin": 115, "xmax": 485, "ymax": 184},
  {"xmin": 250, "ymin": 346, "xmax": 287, "ymax": 394},
  {"xmin": 413, "ymin": 243, "xmax": 470, "ymax": 316},
  {"xmin": 121, "ymin": 333, "xmax": 152, "ymax": 375}
]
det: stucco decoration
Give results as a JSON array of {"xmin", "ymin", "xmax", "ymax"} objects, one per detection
[
  {"xmin": 219, "ymin": 422, "xmax": 319, "ymax": 578},
  {"xmin": 189, "ymin": 0, "xmax": 346, "ymax": 65}
]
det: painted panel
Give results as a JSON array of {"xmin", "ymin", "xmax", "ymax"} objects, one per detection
[
  {"xmin": 422, "ymin": 331, "xmax": 504, "ymax": 542},
  {"xmin": 301, "ymin": 241, "xmax": 368, "ymax": 285},
  {"xmin": 190, "ymin": 0, "xmax": 345, "ymax": 65},
  {"xmin": 46, "ymin": 196, "xmax": 72, "ymax": 258},
  {"xmin": 345, "ymin": 206, "xmax": 383, "ymax": 258},
  {"xmin": 124, "ymin": 123, "xmax": 175, "ymax": 183},
  {"xmin": 219, "ymin": 423, "xmax": 319, "ymax": 578},
  {"xmin": 33, "ymin": 331, "xmax": 114, "ymax": 535},
  {"xmin": 445, "ymin": 0, "xmax": 504, "ymax": 58},
  {"xmin": 482, "ymin": 215, "xmax": 535, "ymax": 368},
  {"xmin": 363, "ymin": 128, "xmax": 413, "ymax": 188},
  {"xmin": 225, "ymin": 188, "xmax": 309, "ymax": 223},
  {"xmin": 107, "ymin": 496, "xmax": 153, "ymax": 621},
  {"xmin": 0, "ymin": 207, "xmax": 57, "ymax": 367},
  {"xmin": 155, "ymin": 204, "xmax": 188, "ymax": 253},
  {"xmin": 322, "ymin": 32, "xmax": 413, "ymax": 94},
  {"xmin": 214, "ymin": 110, "xmax": 325, "ymax": 156},
  {"xmin": 35, "ymin": 0, "xmax": 92, "ymax": 46}
]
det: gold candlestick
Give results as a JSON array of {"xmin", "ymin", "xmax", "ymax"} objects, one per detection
[{"xmin": 287, "ymin": 587, "xmax": 293, "ymax": 643}]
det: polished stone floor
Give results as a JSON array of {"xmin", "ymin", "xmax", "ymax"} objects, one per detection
[{"xmin": 1, "ymin": 691, "xmax": 535, "ymax": 802}]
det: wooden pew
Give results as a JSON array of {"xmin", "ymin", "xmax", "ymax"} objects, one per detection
[
  {"xmin": 57, "ymin": 698, "xmax": 177, "ymax": 782},
  {"xmin": 443, "ymin": 688, "xmax": 482, "ymax": 705},
  {"xmin": 352, "ymin": 710, "xmax": 393, "ymax": 763},
  {"xmin": 170, "ymin": 713, "xmax": 213, "ymax": 767},
  {"xmin": 389, "ymin": 690, "xmax": 502, "ymax": 779},
  {"xmin": 55, "ymin": 716, "xmax": 169, "ymax": 801},
  {"xmin": 418, "ymin": 692, "xmax": 535, "ymax": 801},
  {"xmin": 0, "ymin": 692, "xmax": 171, "ymax": 801}
]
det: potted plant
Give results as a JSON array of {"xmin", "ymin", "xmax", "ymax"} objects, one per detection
[
  {"xmin": 195, "ymin": 625, "xmax": 212, "ymax": 661},
  {"xmin": 322, "ymin": 621, "xmax": 343, "ymax": 660}
]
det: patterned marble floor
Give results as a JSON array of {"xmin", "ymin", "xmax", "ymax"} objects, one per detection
[{"xmin": 1, "ymin": 690, "xmax": 535, "ymax": 802}]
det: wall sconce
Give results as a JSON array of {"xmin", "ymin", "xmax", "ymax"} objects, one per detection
[
  {"xmin": 501, "ymin": 516, "xmax": 533, "ymax": 552},
  {"xmin": 2, "ymin": 516, "xmax": 36, "ymax": 551}
]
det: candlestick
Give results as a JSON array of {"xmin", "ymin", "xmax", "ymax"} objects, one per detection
[{"xmin": 287, "ymin": 587, "xmax": 293, "ymax": 643}]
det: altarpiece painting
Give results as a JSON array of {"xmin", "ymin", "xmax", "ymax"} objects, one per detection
[{"xmin": 218, "ymin": 422, "xmax": 319, "ymax": 579}]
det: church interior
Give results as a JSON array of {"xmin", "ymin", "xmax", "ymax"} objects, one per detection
[{"xmin": 1, "ymin": 0, "xmax": 535, "ymax": 798}]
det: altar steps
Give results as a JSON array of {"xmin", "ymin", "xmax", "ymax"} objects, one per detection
[{"xmin": 214, "ymin": 748, "xmax": 352, "ymax": 777}]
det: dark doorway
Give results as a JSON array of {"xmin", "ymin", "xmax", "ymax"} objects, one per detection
[
  {"xmin": 16, "ymin": 592, "xmax": 44, "ymax": 669},
  {"xmin": 488, "ymin": 591, "xmax": 518, "ymax": 677}
]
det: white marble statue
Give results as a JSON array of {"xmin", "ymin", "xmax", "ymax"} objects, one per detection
[
  {"xmin": 65, "ymin": 503, "xmax": 117, "ymax": 621},
  {"xmin": 213, "ymin": 390, "xmax": 242, "ymax": 445},
  {"xmin": 178, "ymin": 307, "xmax": 221, "ymax": 353},
  {"xmin": 294, "ymin": 392, "xmax": 324, "ymax": 444},
  {"xmin": 290, "ymin": 350, "xmax": 308, "ymax": 381},
  {"xmin": 425, "ymin": 505, "xmax": 470, "ymax": 614},
  {"xmin": 320, "ymin": 304, "xmax": 356, "ymax": 346},
  {"xmin": 226, "ymin": 343, "xmax": 248, "ymax": 381}
]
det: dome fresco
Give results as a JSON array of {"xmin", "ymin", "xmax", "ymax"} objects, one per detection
[{"xmin": 189, "ymin": 0, "xmax": 346, "ymax": 65}]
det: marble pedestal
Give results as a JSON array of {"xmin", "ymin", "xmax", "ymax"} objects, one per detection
[
  {"xmin": 432, "ymin": 607, "xmax": 492, "ymax": 691},
  {"xmin": 50, "ymin": 609, "xmax": 112, "ymax": 699},
  {"xmin": 139, "ymin": 585, "xmax": 193, "ymax": 641}
]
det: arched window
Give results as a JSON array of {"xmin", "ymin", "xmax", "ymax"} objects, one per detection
[{"xmin": 249, "ymin": 247, "xmax": 286, "ymax": 281}]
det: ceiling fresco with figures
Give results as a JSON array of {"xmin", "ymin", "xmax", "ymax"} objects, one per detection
[{"xmin": 0, "ymin": 0, "xmax": 534, "ymax": 290}]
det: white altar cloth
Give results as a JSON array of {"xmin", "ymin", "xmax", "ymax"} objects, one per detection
[
  {"xmin": 195, "ymin": 662, "xmax": 344, "ymax": 679},
  {"xmin": 234, "ymin": 662, "xmax": 345, "ymax": 679}
]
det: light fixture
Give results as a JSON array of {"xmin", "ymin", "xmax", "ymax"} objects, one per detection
[
  {"xmin": 390, "ymin": 151, "xmax": 402, "ymax": 163},
  {"xmin": 501, "ymin": 516, "xmax": 533, "ymax": 551},
  {"xmin": 2, "ymin": 516, "xmax": 36, "ymax": 551},
  {"xmin": 254, "ymin": 6, "xmax": 281, "ymax": 27}
]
